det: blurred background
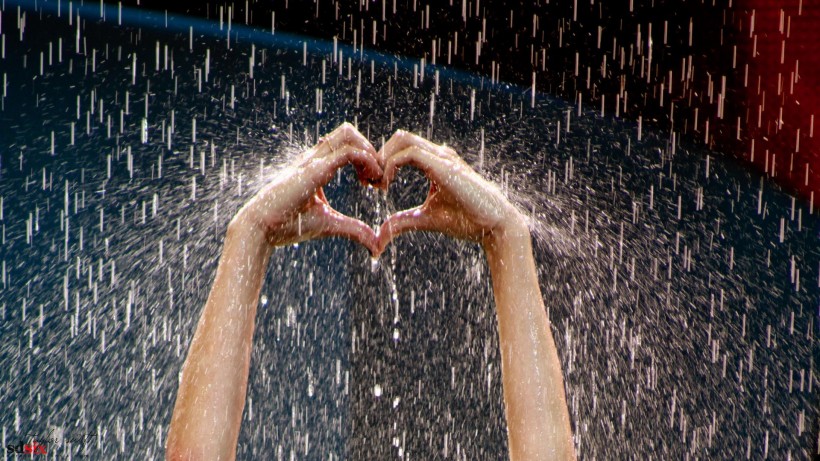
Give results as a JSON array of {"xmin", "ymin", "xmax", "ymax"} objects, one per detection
[
  {"xmin": 141, "ymin": 0, "xmax": 820, "ymax": 201},
  {"xmin": 0, "ymin": 1, "xmax": 817, "ymax": 460}
]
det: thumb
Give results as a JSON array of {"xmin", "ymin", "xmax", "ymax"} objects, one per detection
[
  {"xmin": 314, "ymin": 206, "xmax": 379, "ymax": 255},
  {"xmin": 375, "ymin": 206, "xmax": 436, "ymax": 256}
]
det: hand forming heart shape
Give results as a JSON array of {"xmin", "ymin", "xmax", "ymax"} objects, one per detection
[{"xmin": 231, "ymin": 122, "xmax": 527, "ymax": 258}]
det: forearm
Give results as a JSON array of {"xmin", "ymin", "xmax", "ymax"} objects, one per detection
[
  {"xmin": 167, "ymin": 222, "xmax": 272, "ymax": 461},
  {"xmin": 484, "ymin": 221, "xmax": 575, "ymax": 461}
]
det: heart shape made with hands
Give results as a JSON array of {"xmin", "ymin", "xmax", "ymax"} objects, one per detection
[{"xmin": 246, "ymin": 122, "xmax": 519, "ymax": 259}]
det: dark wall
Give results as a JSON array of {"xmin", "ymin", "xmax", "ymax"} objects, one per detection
[{"xmin": 131, "ymin": 0, "xmax": 819, "ymax": 201}]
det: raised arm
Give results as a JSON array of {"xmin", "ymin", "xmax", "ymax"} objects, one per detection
[
  {"xmin": 166, "ymin": 123, "xmax": 381, "ymax": 461},
  {"xmin": 165, "ymin": 217, "xmax": 271, "ymax": 461},
  {"xmin": 375, "ymin": 131, "xmax": 575, "ymax": 461},
  {"xmin": 483, "ymin": 219, "xmax": 575, "ymax": 461}
]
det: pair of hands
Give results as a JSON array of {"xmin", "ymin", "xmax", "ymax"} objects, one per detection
[{"xmin": 231, "ymin": 123, "xmax": 525, "ymax": 257}]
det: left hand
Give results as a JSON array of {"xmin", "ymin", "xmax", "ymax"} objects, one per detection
[{"xmin": 229, "ymin": 122, "xmax": 382, "ymax": 253}]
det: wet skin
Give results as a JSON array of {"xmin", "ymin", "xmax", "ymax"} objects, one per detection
[{"xmin": 166, "ymin": 123, "xmax": 575, "ymax": 461}]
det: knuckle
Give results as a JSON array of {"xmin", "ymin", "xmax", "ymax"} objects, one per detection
[{"xmin": 340, "ymin": 123, "xmax": 356, "ymax": 137}]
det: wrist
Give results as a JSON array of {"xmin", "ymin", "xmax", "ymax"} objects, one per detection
[
  {"xmin": 483, "ymin": 212, "xmax": 532, "ymax": 259},
  {"xmin": 226, "ymin": 210, "xmax": 271, "ymax": 253}
]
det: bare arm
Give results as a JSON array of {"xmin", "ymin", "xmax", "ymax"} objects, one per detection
[
  {"xmin": 165, "ymin": 222, "xmax": 271, "ymax": 461},
  {"xmin": 375, "ymin": 131, "xmax": 575, "ymax": 460},
  {"xmin": 484, "ymin": 220, "xmax": 574, "ymax": 460},
  {"xmin": 166, "ymin": 123, "xmax": 381, "ymax": 461}
]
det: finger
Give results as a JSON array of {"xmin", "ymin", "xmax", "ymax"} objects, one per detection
[
  {"xmin": 380, "ymin": 145, "xmax": 452, "ymax": 190},
  {"xmin": 316, "ymin": 207, "xmax": 379, "ymax": 255},
  {"xmin": 375, "ymin": 206, "xmax": 436, "ymax": 256},
  {"xmin": 305, "ymin": 145, "xmax": 382, "ymax": 187},
  {"xmin": 276, "ymin": 198, "xmax": 377, "ymax": 253},
  {"xmin": 328, "ymin": 145, "xmax": 383, "ymax": 184},
  {"xmin": 380, "ymin": 130, "xmax": 435, "ymax": 159},
  {"xmin": 379, "ymin": 130, "xmax": 461, "ymax": 166},
  {"xmin": 315, "ymin": 186, "xmax": 329, "ymax": 203},
  {"xmin": 320, "ymin": 122, "xmax": 378, "ymax": 158}
]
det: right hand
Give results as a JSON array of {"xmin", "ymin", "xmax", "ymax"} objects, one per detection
[{"xmin": 374, "ymin": 130, "xmax": 526, "ymax": 256}]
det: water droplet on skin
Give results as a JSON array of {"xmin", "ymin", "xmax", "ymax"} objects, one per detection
[{"xmin": 370, "ymin": 257, "xmax": 380, "ymax": 272}]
